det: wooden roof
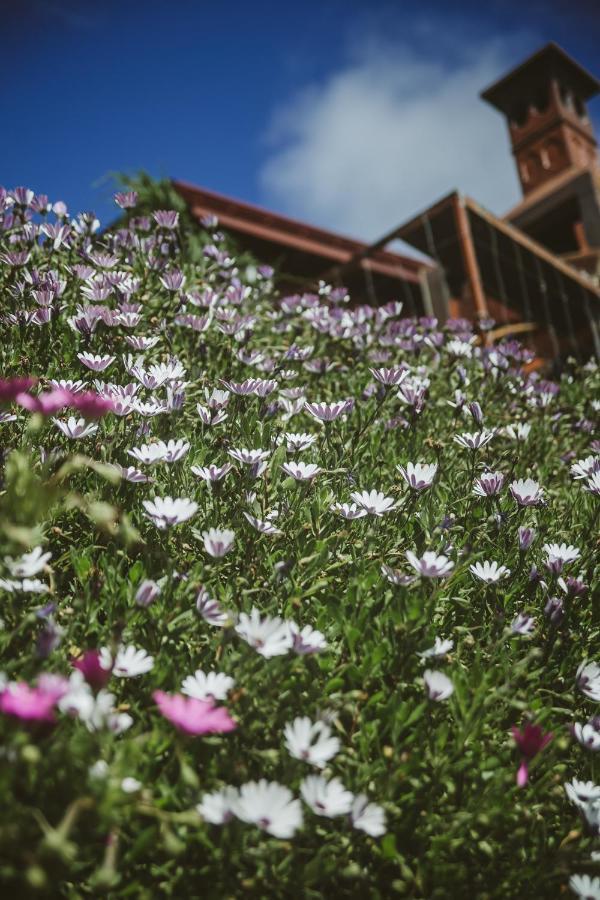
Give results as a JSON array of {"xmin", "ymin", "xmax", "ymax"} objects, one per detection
[{"xmin": 173, "ymin": 179, "xmax": 425, "ymax": 283}]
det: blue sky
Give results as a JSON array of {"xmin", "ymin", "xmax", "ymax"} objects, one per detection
[{"xmin": 3, "ymin": 0, "xmax": 600, "ymax": 239}]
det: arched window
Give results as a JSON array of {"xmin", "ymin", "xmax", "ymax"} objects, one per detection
[
  {"xmin": 544, "ymin": 139, "xmax": 565, "ymax": 170},
  {"xmin": 574, "ymin": 95, "xmax": 589, "ymax": 121},
  {"xmin": 559, "ymin": 83, "xmax": 575, "ymax": 111},
  {"xmin": 525, "ymin": 151, "xmax": 541, "ymax": 181}
]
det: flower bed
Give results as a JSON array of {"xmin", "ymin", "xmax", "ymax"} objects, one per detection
[{"xmin": 0, "ymin": 184, "xmax": 599, "ymax": 898}]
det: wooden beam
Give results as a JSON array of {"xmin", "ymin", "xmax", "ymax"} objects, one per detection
[
  {"xmin": 488, "ymin": 321, "xmax": 538, "ymax": 340},
  {"xmin": 452, "ymin": 193, "xmax": 489, "ymax": 320}
]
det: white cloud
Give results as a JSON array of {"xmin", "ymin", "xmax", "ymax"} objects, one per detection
[{"xmin": 260, "ymin": 36, "xmax": 530, "ymax": 241}]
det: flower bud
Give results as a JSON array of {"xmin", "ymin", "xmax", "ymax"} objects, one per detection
[
  {"xmin": 468, "ymin": 401, "xmax": 484, "ymax": 425},
  {"xmin": 544, "ymin": 596, "xmax": 564, "ymax": 625},
  {"xmin": 518, "ymin": 526, "xmax": 536, "ymax": 551},
  {"xmin": 73, "ymin": 650, "xmax": 112, "ymax": 690}
]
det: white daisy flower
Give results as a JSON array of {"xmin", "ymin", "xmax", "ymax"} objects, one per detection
[
  {"xmin": 142, "ymin": 496, "xmax": 198, "ymax": 528},
  {"xmin": 196, "ymin": 786, "xmax": 239, "ymax": 825},
  {"xmin": 349, "ymin": 490, "xmax": 396, "ymax": 516},
  {"xmin": 543, "ymin": 543, "xmax": 580, "ymax": 566},
  {"xmin": 235, "ymin": 608, "xmax": 292, "ymax": 658},
  {"xmin": 284, "ymin": 717, "xmax": 340, "ymax": 768},
  {"xmin": 510, "ymin": 478, "xmax": 544, "ymax": 506},
  {"xmin": 406, "ymin": 551, "xmax": 454, "ymax": 578},
  {"xmin": 564, "ymin": 779, "xmax": 600, "ymax": 808},
  {"xmin": 228, "ymin": 447, "xmax": 270, "ymax": 465},
  {"xmin": 121, "ymin": 777, "xmax": 142, "ymax": 793},
  {"xmin": 510, "ymin": 613, "xmax": 536, "ymax": 635},
  {"xmin": 569, "ymin": 874, "xmax": 600, "ymax": 899},
  {"xmin": 281, "ymin": 461, "xmax": 321, "ymax": 480},
  {"xmin": 424, "ymin": 669, "xmax": 454, "ymax": 701},
  {"xmin": 504, "ymin": 422, "xmax": 531, "ymax": 441},
  {"xmin": 191, "ymin": 463, "xmax": 233, "ymax": 483},
  {"xmin": 330, "ymin": 502, "xmax": 368, "ymax": 520},
  {"xmin": 196, "ymin": 587, "xmax": 230, "ymax": 627},
  {"xmin": 397, "ymin": 462, "xmax": 437, "ymax": 491},
  {"xmin": 279, "ymin": 432, "xmax": 318, "ymax": 452},
  {"xmin": 5, "ymin": 546, "xmax": 51, "ymax": 578},
  {"xmin": 573, "ymin": 722, "xmax": 600, "ymax": 751},
  {"xmin": 77, "ymin": 352, "xmax": 115, "ymax": 371},
  {"xmin": 453, "ymin": 429, "xmax": 495, "ymax": 450},
  {"xmin": 350, "ymin": 793, "xmax": 387, "ymax": 837},
  {"xmin": 300, "ymin": 775, "xmax": 353, "ymax": 817},
  {"xmin": 289, "ymin": 622, "xmax": 328, "ymax": 655},
  {"xmin": 243, "ymin": 512, "xmax": 282, "ymax": 535},
  {"xmin": 233, "ymin": 779, "xmax": 303, "ymax": 838},
  {"xmin": 577, "ymin": 662, "xmax": 600, "ymax": 702},
  {"xmin": 202, "ymin": 527, "xmax": 236, "ymax": 557},
  {"xmin": 181, "ymin": 670, "xmax": 235, "ymax": 701},
  {"xmin": 417, "ymin": 637, "xmax": 454, "ymax": 660},
  {"xmin": 100, "ymin": 644, "xmax": 154, "ymax": 677},
  {"xmin": 469, "ymin": 560, "xmax": 510, "ymax": 583},
  {"xmin": 304, "ymin": 400, "xmax": 353, "ymax": 422},
  {"xmin": 570, "ymin": 455, "xmax": 600, "ymax": 480},
  {"xmin": 52, "ymin": 416, "xmax": 99, "ymax": 439}
]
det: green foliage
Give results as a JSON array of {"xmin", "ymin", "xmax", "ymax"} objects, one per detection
[{"xmin": 0, "ymin": 179, "xmax": 598, "ymax": 898}]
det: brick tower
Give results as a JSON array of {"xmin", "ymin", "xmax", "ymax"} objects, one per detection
[
  {"xmin": 481, "ymin": 42, "xmax": 599, "ymax": 195},
  {"xmin": 481, "ymin": 43, "xmax": 600, "ymax": 277}
]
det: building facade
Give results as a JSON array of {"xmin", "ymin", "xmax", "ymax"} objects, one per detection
[{"xmin": 174, "ymin": 42, "xmax": 600, "ymax": 363}]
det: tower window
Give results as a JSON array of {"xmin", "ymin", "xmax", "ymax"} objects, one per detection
[
  {"xmin": 573, "ymin": 95, "xmax": 589, "ymax": 121},
  {"xmin": 525, "ymin": 151, "xmax": 541, "ymax": 180},
  {"xmin": 559, "ymin": 83, "xmax": 575, "ymax": 111},
  {"xmin": 545, "ymin": 138, "xmax": 565, "ymax": 169}
]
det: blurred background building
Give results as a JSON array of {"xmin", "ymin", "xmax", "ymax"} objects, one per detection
[{"xmin": 174, "ymin": 43, "xmax": 600, "ymax": 364}]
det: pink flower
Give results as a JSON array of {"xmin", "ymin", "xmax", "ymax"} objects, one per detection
[
  {"xmin": 0, "ymin": 376, "xmax": 38, "ymax": 403},
  {"xmin": 73, "ymin": 649, "xmax": 112, "ymax": 690},
  {"xmin": 16, "ymin": 388, "xmax": 72, "ymax": 415},
  {"xmin": 0, "ymin": 677, "xmax": 68, "ymax": 723},
  {"xmin": 69, "ymin": 391, "xmax": 115, "ymax": 419},
  {"xmin": 511, "ymin": 722, "xmax": 553, "ymax": 787},
  {"xmin": 153, "ymin": 690, "xmax": 237, "ymax": 736}
]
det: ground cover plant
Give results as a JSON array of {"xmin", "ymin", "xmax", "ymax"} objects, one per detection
[{"xmin": 0, "ymin": 183, "xmax": 599, "ymax": 899}]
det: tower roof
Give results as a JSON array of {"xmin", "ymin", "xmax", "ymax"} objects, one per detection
[{"xmin": 481, "ymin": 42, "xmax": 600, "ymax": 114}]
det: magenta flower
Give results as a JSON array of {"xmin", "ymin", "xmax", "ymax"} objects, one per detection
[
  {"xmin": 69, "ymin": 391, "xmax": 115, "ymax": 419},
  {"xmin": 0, "ymin": 376, "xmax": 38, "ymax": 404},
  {"xmin": 153, "ymin": 690, "xmax": 236, "ymax": 736},
  {"xmin": 0, "ymin": 678, "xmax": 68, "ymax": 723},
  {"xmin": 16, "ymin": 388, "xmax": 72, "ymax": 415},
  {"xmin": 511, "ymin": 722, "xmax": 553, "ymax": 787},
  {"xmin": 73, "ymin": 649, "xmax": 112, "ymax": 690}
]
